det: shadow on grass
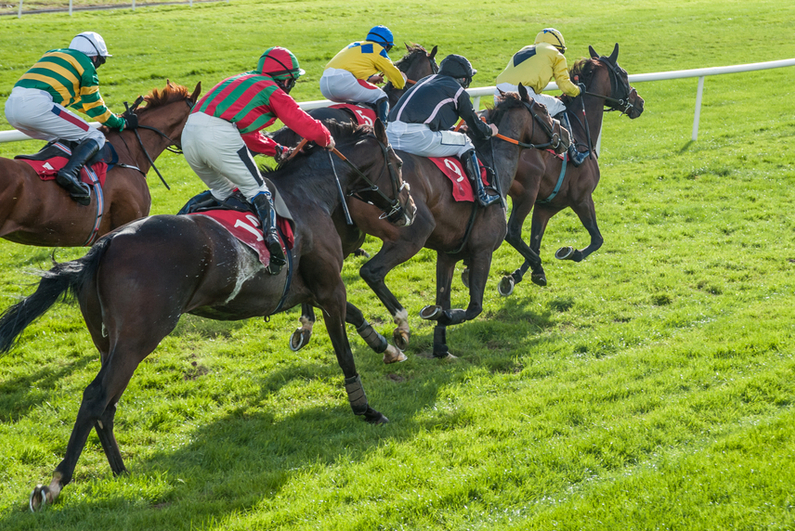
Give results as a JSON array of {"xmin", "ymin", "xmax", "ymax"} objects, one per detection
[{"xmin": 678, "ymin": 140, "xmax": 695, "ymax": 154}]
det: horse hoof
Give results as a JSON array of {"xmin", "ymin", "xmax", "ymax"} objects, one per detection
[
  {"xmin": 555, "ymin": 246, "xmax": 575, "ymax": 260},
  {"xmin": 382, "ymin": 345, "xmax": 407, "ymax": 364},
  {"xmin": 392, "ymin": 328, "xmax": 410, "ymax": 350},
  {"xmin": 289, "ymin": 328, "xmax": 311, "ymax": 351},
  {"xmin": 498, "ymin": 276, "xmax": 515, "ymax": 297},
  {"xmin": 461, "ymin": 268, "xmax": 470, "ymax": 288},
  {"xmin": 364, "ymin": 407, "xmax": 389, "ymax": 425},
  {"xmin": 420, "ymin": 305, "xmax": 443, "ymax": 320},
  {"xmin": 30, "ymin": 485, "xmax": 50, "ymax": 512},
  {"xmin": 531, "ymin": 274, "xmax": 547, "ymax": 287},
  {"xmin": 434, "ymin": 352, "xmax": 457, "ymax": 361}
]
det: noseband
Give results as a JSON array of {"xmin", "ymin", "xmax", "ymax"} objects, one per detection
[{"xmin": 581, "ymin": 58, "xmax": 636, "ymax": 115}]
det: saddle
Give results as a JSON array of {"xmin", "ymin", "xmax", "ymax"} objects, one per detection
[
  {"xmin": 330, "ymin": 103, "xmax": 377, "ymax": 127},
  {"xmin": 15, "ymin": 140, "xmax": 119, "ymax": 187},
  {"xmin": 427, "ymin": 156, "xmax": 491, "ymax": 203}
]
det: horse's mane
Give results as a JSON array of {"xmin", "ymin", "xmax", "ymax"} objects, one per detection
[
  {"xmin": 484, "ymin": 92, "xmax": 526, "ymax": 125},
  {"xmin": 394, "ymin": 44, "xmax": 430, "ymax": 69},
  {"xmin": 266, "ymin": 119, "xmax": 374, "ymax": 172},
  {"xmin": 140, "ymin": 83, "xmax": 191, "ymax": 111},
  {"xmin": 560, "ymin": 58, "xmax": 600, "ymax": 106}
]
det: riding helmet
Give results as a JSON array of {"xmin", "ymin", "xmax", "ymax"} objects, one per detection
[
  {"xmin": 69, "ymin": 32, "xmax": 112, "ymax": 57},
  {"xmin": 257, "ymin": 47, "xmax": 305, "ymax": 80},
  {"xmin": 535, "ymin": 28, "xmax": 567, "ymax": 54},
  {"xmin": 366, "ymin": 25, "xmax": 394, "ymax": 50},
  {"xmin": 438, "ymin": 54, "xmax": 477, "ymax": 78}
]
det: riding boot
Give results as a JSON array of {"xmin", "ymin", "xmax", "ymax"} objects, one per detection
[
  {"xmin": 375, "ymin": 97, "xmax": 390, "ymax": 125},
  {"xmin": 177, "ymin": 190, "xmax": 221, "ymax": 215},
  {"xmin": 463, "ymin": 150, "xmax": 499, "ymax": 207},
  {"xmin": 558, "ymin": 112, "xmax": 590, "ymax": 167},
  {"xmin": 251, "ymin": 191, "xmax": 286, "ymax": 275},
  {"xmin": 56, "ymin": 138, "xmax": 99, "ymax": 206}
]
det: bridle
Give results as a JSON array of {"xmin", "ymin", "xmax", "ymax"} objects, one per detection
[
  {"xmin": 492, "ymin": 99, "xmax": 566, "ymax": 151},
  {"xmin": 580, "ymin": 58, "xmax": 636, "ymax": 115},
  {"xmin": 328, "ymin": 135, "xmax": 409, "ymax": 224},
  {"xmin": 402, "ymin": 50, "xmax": 439, "ymax": 86},
  {"xmin": 118, "ymin": 95, "xmax": 195, "ymax": 189}
]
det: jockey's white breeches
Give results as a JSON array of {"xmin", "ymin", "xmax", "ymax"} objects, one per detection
[
  {"xmin": 320, "ymin": 68, "xmax": 386, "ymax": 104},
  {"xmin": 4, "ymin": 86, "xmax": 106, "ymax": 147},
  {"xmin": 493, "ymin": 82, "xmax": 567, "ymax": 117},
  {"xmin": 182, "ymin": 112, "xmax": 270, "ymax": 201},
  {"xmin": 386, "ymin": 121, "xmax": 474, "ymax": 158}
]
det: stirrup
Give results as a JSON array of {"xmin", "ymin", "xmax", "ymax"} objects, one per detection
[{"xmin": 477, "ymin": 190, "xmax": 500, "ymax": 207}]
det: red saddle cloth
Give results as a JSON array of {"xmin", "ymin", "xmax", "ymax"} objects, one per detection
[
  {"xmin": 428, "ymin": 157, "xmax": 489, "ymax": 202},
  {"xmin": 17, "ymin": 142, "xmax": 108, "ymax": 187},
  {"xmin": 190, "ymin": 210, "xmax": 294, "ymax": 269},
  {"xmin": 330, "ymin": 103, "xmax": 377, "ymax": 127}
]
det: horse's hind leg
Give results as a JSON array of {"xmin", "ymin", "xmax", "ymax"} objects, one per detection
[
  {"xmin": 556, "ymin": 196, "xmax": 603, "ymax": 262},
  {"xmin": 290, "ymin": 304, "xmax": 315, "ymax": 351},
  {"xmin": 500, "ymin": 196, "xmax": 543, "ymax": 294},
  {"xmin": 345, "ymin": 301, "xmax": 406, "ymax": 364},
  {"xmin": 528, "ymin": 204, "xmax": 563, "ymax": 286}
]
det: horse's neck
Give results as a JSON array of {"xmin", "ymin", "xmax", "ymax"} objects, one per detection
[
  {"xmin": 572, "ymin": 99, "xmax": 605, "ymax": 149},
  {"xmin": 111, "ymin": 128, "xmax": 169, "ymax": 172},
  {"xmin": 491, "ymin": 141, "xmax": 524, "ymax": 195}
]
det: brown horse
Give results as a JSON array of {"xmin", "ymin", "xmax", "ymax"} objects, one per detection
[
  {"xmin": 0, "ymin": 120, "xmax": 414, "ymax": 511},
  {"xmin": 289, "ymin": 86, "xmax": 569, "ymax": 358},
  {"xmin": 272, "ymin": 44, "xmax": 438, "ymax": 145},
  {"xmin": 495, "ymin": 44, "xmax": 645, "ymax": 295},
  {"xmin": 0, "ymin": 81, "xmax": 201, "ymax": 247}
]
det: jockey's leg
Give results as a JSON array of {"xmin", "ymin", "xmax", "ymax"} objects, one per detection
[
  {"xmin": 56, "ymin": 138, "xmax": 98, "ymax": 205},
  {"xmin": 251, "ymin": 191, "xmax": 285, "ymax": 275},
  {"xmin": 558, "ymin": 112, "xmax": 589, "ymax": 167},
  {"xmin": 462, "ymin": 149, "xmax": 499, "ymax": 207},
  {"xmin": 375, "ymin": 97, "xmax": 389, "ymax": 124}
]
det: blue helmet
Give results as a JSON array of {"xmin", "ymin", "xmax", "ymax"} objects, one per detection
[{"xmin": 366, "ymin": 25, "xmax": 394, "ymax": 50}]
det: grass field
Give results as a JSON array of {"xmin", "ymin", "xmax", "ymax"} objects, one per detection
[{"xmin": 1, "ymin": 0, "xmax": 795, "ymax": 529}]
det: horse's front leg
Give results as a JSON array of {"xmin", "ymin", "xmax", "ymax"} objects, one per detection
[
  {"xmin": 528, "ymin": 203, "xmax": 562, "ymax": 286},
  {"xmin": 555, "ymin": 196, "xmax": 603, "ymax": 262},
  {"xmin": 289, "ymin": 303, "xmax": 316, "ymax": 351},
  {"xmin": 345, "ymin": 301, "xmax": 406, "ymax": 364},
  {"xmin": 418, "ymin": 251, "xmax": 459, "ymax": 359},
  {"xmin": 499, "ymin": 196, "xmax": 542, "ymax": 296}
]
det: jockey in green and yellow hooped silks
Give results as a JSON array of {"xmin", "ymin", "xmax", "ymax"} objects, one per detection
[
  {"xmin": 320, "ymin": 25, "xmax": 407, "ymax": 123},
  {"xmin": 494, "ymin": 28, "xmax": 588, "ymax": 166},
  {"xmin": 181, "ymin": 47, "xmax": 334, "ymax": 275},
  {"xmin": 4, "ymin": 31, "xmax": 132, "ymax": 205}
]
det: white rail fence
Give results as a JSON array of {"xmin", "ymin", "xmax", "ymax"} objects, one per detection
[
  {"xmin": 1, "ymin": 58, "xmax": 794, "ymax": 144},
  {"xmin": 10, "ymin": 0, "xmax": 228, "ymax": 17}
]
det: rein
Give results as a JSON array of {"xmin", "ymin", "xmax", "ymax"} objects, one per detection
[{"xmin": 491, "ymin": 101, "xmax": 564, "ymax": 151}]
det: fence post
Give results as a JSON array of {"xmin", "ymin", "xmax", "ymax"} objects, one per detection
[
  {"xmin": 472, "ymin": 95, "xmax": 481, "ymax": 110},
  {"xmin": 132, "ymin": 0, "xmax": 136, "ymax": 10},
  {"xmin": 69, "ymin": 0, "xmax": 72, "ymax": 15},
  {"xmin": 692, "ymin": 75, "xmax": 705, "ymax": 141},
  {"xmin": 18, "ymin": 0, "xmax": 22, "ymax": 18}
]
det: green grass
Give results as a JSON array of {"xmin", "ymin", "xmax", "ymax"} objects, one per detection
[{"xmin": 1, "ymin": 0, "xmax": 795, "ymax": 529}]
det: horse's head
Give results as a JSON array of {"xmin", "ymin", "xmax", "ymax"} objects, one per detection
[
  {"xmin": 127, "ymin": 81, "xmax": 202, "ymax": 149},
  {"xmin": 325, "ymin": 120, "xmax": 416, "ymax": 227},
  {"xmin": 487, "ymin": 85, "xmax": 570, "ymax": 155},
  {"xmin": 386, "ymin": 44, "xmax": 439, "ymax": 106},
  {"xmin": 570, "ymin": 44, "xmax": 644, "ymax": 119}
]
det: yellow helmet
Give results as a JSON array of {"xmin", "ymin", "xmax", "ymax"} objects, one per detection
[{"xmin": 535, "ymin": 28, "xmax": 567, "ymax": 54}]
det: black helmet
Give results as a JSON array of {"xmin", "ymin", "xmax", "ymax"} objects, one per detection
[{"xmin": 438, "ymin": 54, "xmax": 476, "ymax": 79}]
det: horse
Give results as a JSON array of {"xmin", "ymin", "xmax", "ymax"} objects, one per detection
[
  {"xmin": 0, "ymin": 120, "xmax": 415, "ymax": 511},
  {"xmin": 495, "ymin": 44, "xmax": 645, "ymax": 295},
  {"xmin": 288, "ymin": 85, "xmax": 570, "ymax": 358},
  {"xmin": 272, "ymin": 44, "xmax": 438, "ymax": 140},
  {"xmin": 0, "ymin": 81, "xmax": 201, "ymax": 247}
]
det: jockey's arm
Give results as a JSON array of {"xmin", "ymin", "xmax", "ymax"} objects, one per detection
[
  {"xmin": 268, "ymin": 90, "xmax": 333, "ymax": 148},
  {"xmin": 553, "ymin": 56, "xmax": 581, "ymax": 97}
]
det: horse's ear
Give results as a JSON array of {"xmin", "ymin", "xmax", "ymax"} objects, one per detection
[
  {"xmin": 190, "ymin": 82, "xmax": 202, "ymax": 103},
  {"xmin": 374, "ymin": 118, "xmax": 388, "ymax": 143},
  {"xmin": 589, "ymin": 45, "xmax": 599, "ymax": 59},
  {"xmin": 405, "ymin": 42, "xmax": 411, "ymax": 52},
  {"xmin": 166, "ymin": 78, "xmax": 172, "ymax": 88},
  {"xmin": 430, "ymin": 45, "xmax": 438, "ymax": 60},
  {"xmin": 518, "ymin": 83, "xmax": 530, "ymax": 102},
  {"xmin": 609, "ymin": 43, "xmax": 619, "ymax": 63}
]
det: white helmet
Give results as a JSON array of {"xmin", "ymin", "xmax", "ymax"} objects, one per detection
[{"xmin": 69, "ymin": 32, "xmax": 111, "ymax": 57}]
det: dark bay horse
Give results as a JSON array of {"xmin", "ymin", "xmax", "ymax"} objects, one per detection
[
  {"xmin": 289, "ymin": 87, "xmax": 569, "ymax": 358},
  {"xmin": 0, "ymin": 121, "xmax": 414, "ymax": 511},
  {"xmin": 0, "ymin": 81, "xmax": 201, "ymax": 247},
  {"xmin": 496, "ymin": 44, "xmax": 645, "ymax": 295},
  {"xmin": 273, "ymin": 44, "xmax": 437, "ymax": 139}
]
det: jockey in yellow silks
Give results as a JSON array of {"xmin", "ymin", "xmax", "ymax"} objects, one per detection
[{"xmin": 320, "ymin": 25, "xmax": 407, "ymax": 124}]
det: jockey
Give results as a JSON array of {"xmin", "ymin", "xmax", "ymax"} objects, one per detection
[
  {"xmin": 494, "ymin": 28, "xmax": 589, "ymax": 166},
  {"xmin": 181, "ymin": 46, "xmax": 334, "ymax": 275},
  {"xmin": 320, "ymin": 25, "xmax": 407, "ymax": 124},
  {"xmin": 4, "ymin": 32, "xmax": 133, "ymax": 205},
  {"xmin": 386, "ymin": 54, "xmax": 500, "ymax": 207}
]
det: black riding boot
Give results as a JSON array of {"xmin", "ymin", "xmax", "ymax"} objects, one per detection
[
  {"xmin": 375, "ymin": 97, "xmax": 390, "ymax": 124},
  {"xmin": 559, "ymin": 112, "xmax": 590, "ymax": 167},
  {"xmin": 56, "ymin": 138, "xmax": 99, "ymax": 205},
  {"xmin": 251, "ymin": 191, "xmax": 286, "ymax": 275},
  {"xmin": 463, "ymin": 150, "xmax": 499, "ymax": 207}
]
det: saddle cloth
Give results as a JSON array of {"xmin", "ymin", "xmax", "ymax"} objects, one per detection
[
  {"xmin": 428, "ymin": 157, "xmax": 490, "ymax": 203},
  {"xmin": 330, "ymin": 103, "xmax": 377, "ymax": 127},
  {"xmin": 15, "ymin": 141, "xmax": 118, "ymax": 187}
]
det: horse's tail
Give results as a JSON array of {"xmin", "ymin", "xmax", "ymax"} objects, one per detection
[{"xmin": 0, "ymin": 237, "xmax": 112, "ymax": 354}]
